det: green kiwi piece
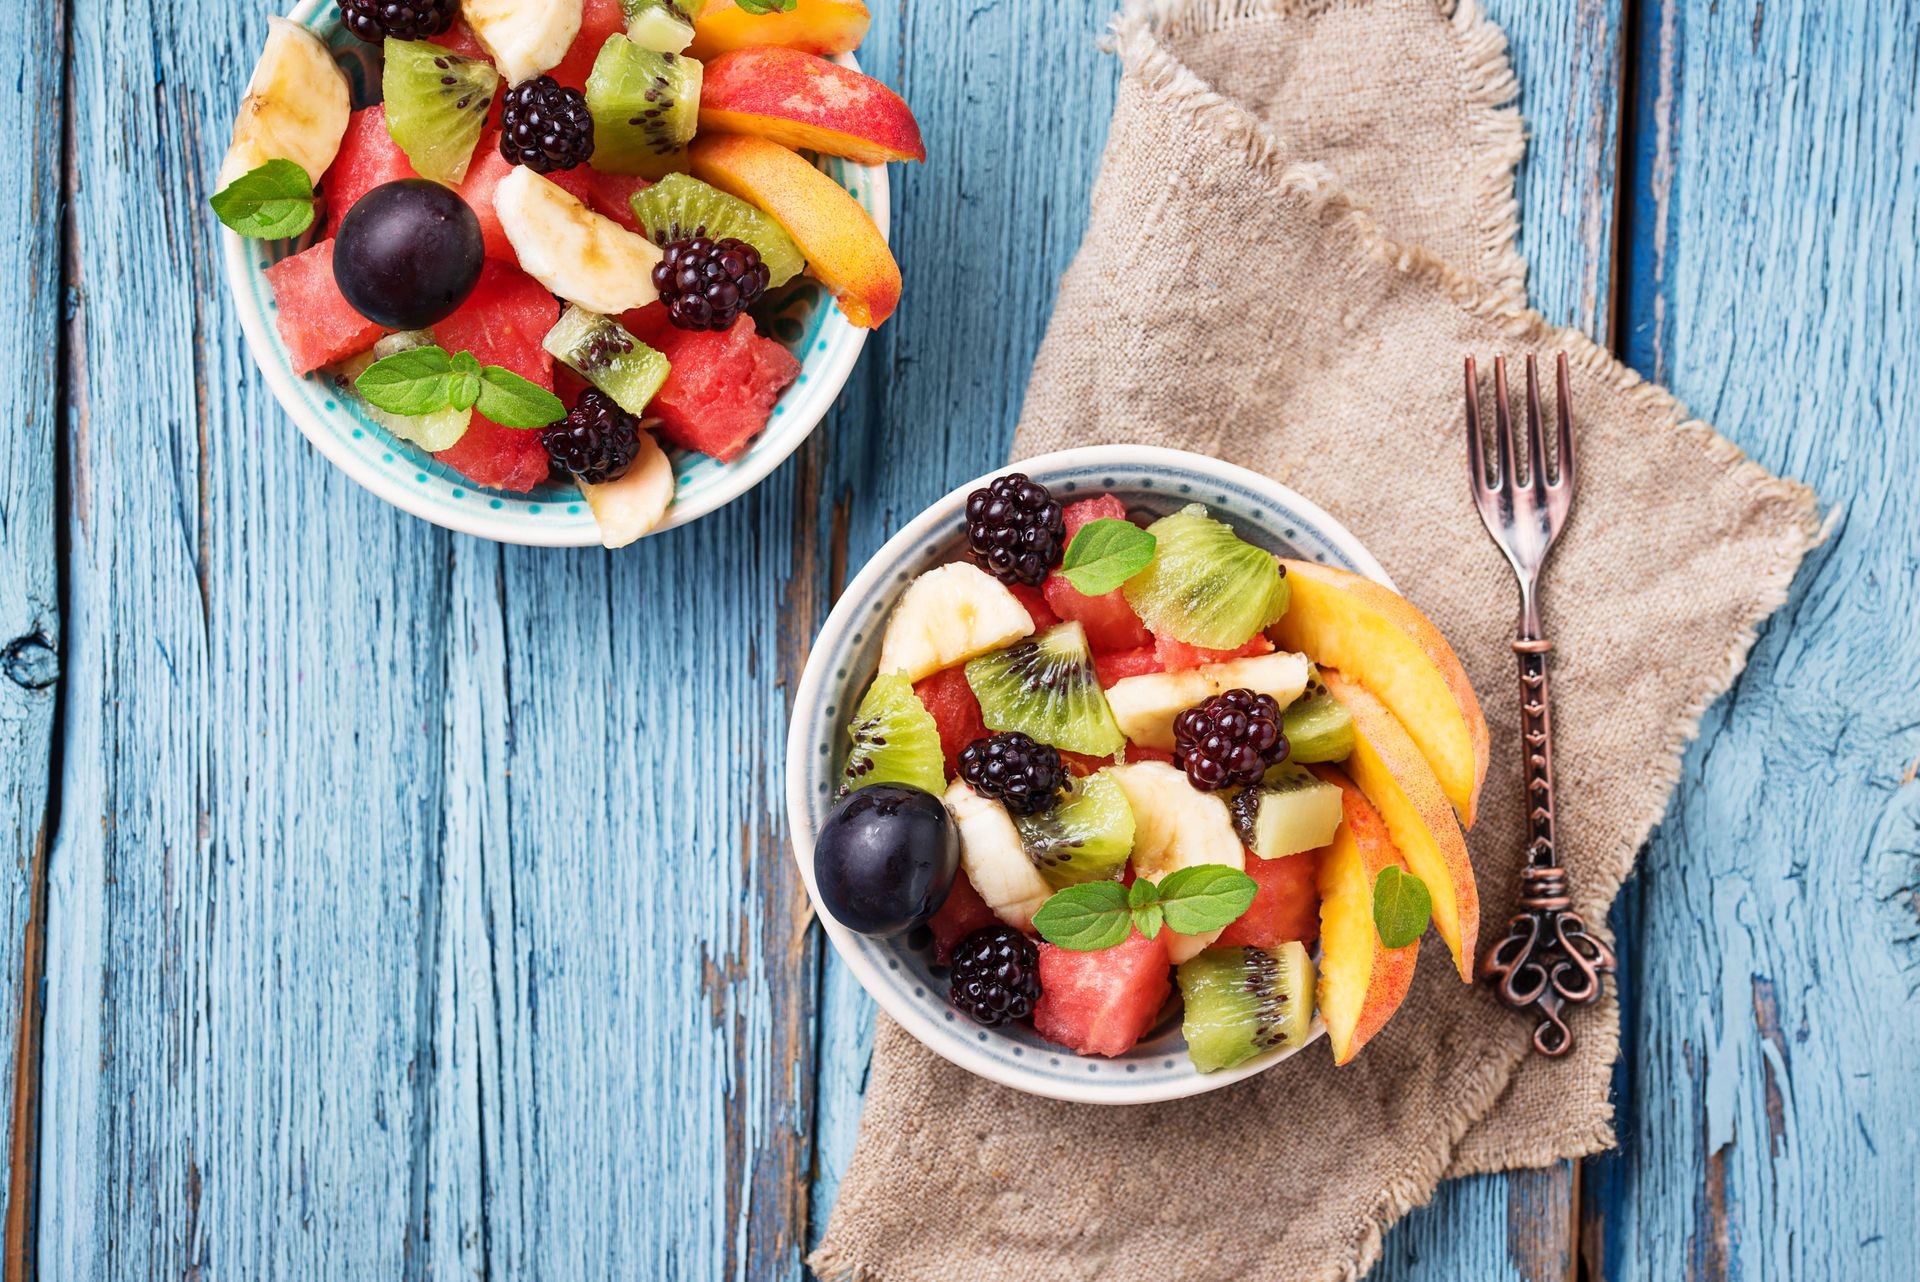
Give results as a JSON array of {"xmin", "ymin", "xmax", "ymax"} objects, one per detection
[
  {"xmin": 336, "ymin": 330, "xmax": 471, "ymax": 451},
  {"xmin": 586, "ymin": 37, "xmax": 702, "ymax": 178},
  {"xmin": 1015, "ymin": 768, "xmax": 1135, "ymax": 888},
  {"xmin": 543, "ymin": 305, "xmax": 670, "ymax": 417},
  {"xmin": 840, "ymin": 674, "xmax": 946, "ymax": 798},
  {"xmin": 1282, "ymin": 668, "xmax": 1355, "ymax": 763},
  {"xmin": 622, "ymin": 0, "xmax": 697, "ymax": 52},
  {"xmin": 629, "ymin": 173, "xmax": 807, "ymax": 287},
  {"xmin": 381, "ymin": 39, "xmax": 500, "ymax": 185},
  {"xmin": 1123, "ymin": 504, "xmax": 1290, "ymax": 650},
  {"xmin": 964, "ymin": 622, "xmax": 1126, "ymax": 758},
  {"xmin": 1230, "ymin": 762, "xmax": 1343, "ymax": 859},
  {"xmin": 1177, "ymin": 942, "xmax": 1316, "ymax": 1072}
]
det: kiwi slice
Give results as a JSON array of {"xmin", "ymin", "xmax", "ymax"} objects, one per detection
[
  {"xmin": 1123, "ymin": 505, "xmax": 1290, "ymax": 650},
  {"xmin": 629, "ymin": 173, "xmax": 807, "ymax": 287},
  {"xmin": 586, "ymin": 36, "xmax": 702, "ymax": 178},
  {"xmin": 622, "ymin": 0, "xmax": 697, "ymax": 52},
  {"xmin": 964, "ymin": 622, "xmax": 1126, "ymax": 759},
  {"xmin": 840, "ymin": 674, "xmax": 946, "ymax": 798},
  {"xmin": 382, "ymin": 39, "xmax": 500, "ymax": 185},
  {"xmin": 336, "ymin": 330, "xmax": 471, "ymax": 451},
  {"xmin": 1282, "ymin": 669, "xmax": 1355, "ymax": 763},
  {"xmin": 543, "ymin": 306, "xmax": 670, "ymax": 417},
  {"xmin": 1015, "ymin": 768, "xmax": 1135, "ymax": 888},
  {"xmin": 1177, "ymin": 942, "xmax": 1316, "ymax": 1073},
  {"xmin": 1230, "ymin": 763, "xmax": 1342, "ymax": 859}
]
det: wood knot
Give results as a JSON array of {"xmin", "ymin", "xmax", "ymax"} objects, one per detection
[{"xmin": 2, "ymin": 632, "xmax": 58, "ymax": 691}]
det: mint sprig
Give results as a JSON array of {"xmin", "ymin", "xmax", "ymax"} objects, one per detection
[
  {"xmin": 354, "ymin": 345, "xmax": 565, "ymax": 429},
  {"xmin": 735, "ymin": 0, "xmax": 799, "ymax": 12},
  {"xmin": 209, "ymin": 159, "xmax": 319, "ymax": 239},
  {"xmin": 1032, "ymin": 864, "xmax": 1257, "ymax": 951},
  {"xmin": 1371, "ymin": 866, "xmax": 1432, "ymax": 948},
  {"xmin": 1059, "ymin": 518, "xmax": 1156, "ymax": 596}
]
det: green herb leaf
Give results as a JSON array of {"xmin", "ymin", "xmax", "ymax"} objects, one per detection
[
  {"xmin": 1060, "ymin": 519, "xmax": 1157, "ymax": 596},
  {"xmin": 208, "ymin": 159, "xmax": 319, "ymax": 239},
  {"xmin": 475, "ymin": 366, "xmax": 567, "ymax": 429},
  {"xmin": 1372, "ymin": 866, "xmax": 1432, "ymax": 948},
  {"xmin": 1127, "ymin": 876, "xmax": 1160, "ymax": 908},
  {"xmin": 356, "ymin": 346, "xmax": 457, "ymax": 416},
  {"xmin": 734, "ymin": 0, "xmax": 799, "ymax": 13},
  {"xmin": 1156, "ymin": 864, "xmax": 1259, "ymax": 935},
  {"xmin": 1133, "ymin": 902, "xmax": 1165, "ymax": 939},
  {"xmin": 1032, "ymin": 881, "xmax": 1132, "ymax": 952}
]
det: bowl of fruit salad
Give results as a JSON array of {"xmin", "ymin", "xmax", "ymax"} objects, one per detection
[
  {"xmin": 787, "ymin": 446, "xmax": 1491, "ymax": 1102},
  {"xmin": 213, "ymin": 0, "xmax": 917, "ymax": 547}
]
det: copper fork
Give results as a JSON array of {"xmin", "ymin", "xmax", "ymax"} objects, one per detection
[{"xmin": 1464, "ymin": 353, "xmax": 1616, "ymax": 1057}]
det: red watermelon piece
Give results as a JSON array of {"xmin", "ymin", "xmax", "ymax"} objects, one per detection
[
  {"xmin": 550, "ymin": 0, "xmax": 628, "ymax": 90},
  {"xmin": 928, "ymin": 871, "xmax": 999, "ymax": 966},
  {"xmin": 460, "ymin": 135, "xmax": 595, "ymax": 263},
  {"xmin": 1033, "ymin": 929, "xmax": 1171, "ymax": 1057},
  {"xmin": 1123, "ymin": 745, "xmax": 1176, "ymax": 767},
  {"xmin": 323, "ymin": 106, "xmax": 420, "ymax": 232},
  {"xmin": 265, "ymin": 240, "xmax": 389, "ymax": 374},
  {"xmin": 1008, "ymin": 583, "xmax": 1057, "ymax": 630},
  {"xmin": 1093, "ymin": 645, "xmax": 1162, "ymax": 688},
  {"xmin": 1214, "ymin": 849, "xmax": 1322, "ymax": 949},
  {"xmin": 1153, "ymin": 632, "xmax": 1274, "ymax": 672},
  {"xmin": 430, "ymin": 20, "xmax": 491, "ymax": 62},
  {"xmin": 432, "ymin": 261, "xmax": 559, "ymax": 492},
  {"xmin": 623, "ymin": 303, "xmax": 800, "ymax": 461},
  {"xmin": 585, "ymin": 170, "xmax": 652, "ymax": 233},
  {"xmin": 1064, "ymin": 493, "xmax": 1129, "ymax": 539},
  {"xmin": 1043, "ymin": 494, "xmax": 1152, "ymax": 651},
  {"xmin": 914, "ymin": 666, "xmax": 987, "ymax": 776}
]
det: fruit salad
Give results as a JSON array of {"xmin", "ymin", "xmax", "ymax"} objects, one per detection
[
  {"xmin": 811, "ymin": 475, "xmax": 1491, "ymax": 1072},
  {"xmin": 211, "ymin": 1, "xmax": 919, "ymax": 546}
]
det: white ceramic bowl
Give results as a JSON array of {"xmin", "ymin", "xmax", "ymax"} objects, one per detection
[
  {"xmin": 788, "ymin": 446, "xmax": 1397, "ymax": 1103},
  {"xmin": 222, "ymin": 0, "xmax": 886, "ymax": 546}
]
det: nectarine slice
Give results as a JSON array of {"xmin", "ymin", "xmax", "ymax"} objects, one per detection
[
  {"xmin": 689, "ymin": 0, "xmax": 870, "ymax": 59},
  {"xmin": 1323, "ymin": 671, "xmax": 1479, "ymax": 981},
  {"xmin": 689, "ymin": 134, "xmax": 900, "ymax": 327},
  {"xmin": 1272, "ymin": 560, "xmax": 1489, "ymax": 828},
  {"xmin": 699, "ymin": 47, "xmax": 924, "ymax": 164},
  {"xmin": 1310, "ymin": 767, "xmax": 1419, "ymax": 1065}
]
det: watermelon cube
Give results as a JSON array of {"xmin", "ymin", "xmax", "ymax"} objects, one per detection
[
  {"xmin": 1064, "ymin": 493, "xmax": 1129, "ymax": 539},
  {"xmin": 1008, "ymin": 582, "xmax": 1058, "ymax": 630},
  {"xmin": 1153, "ymin": 631, "xmax": 1274, "ymax": 672},
  {"xmin": 914, "ymin": 666, "xmax": 988, "ymax": 776},
  {"xmin": 1033, "ymin": 929, "xmax": 1172, "ymax": 1057},
  {"xmin": 928, "ymin": 870, "xmax": 999, "ymax": 966},
  {"xmin": 1093, "ymin": 645, "xmax": 1162, "ymax": 688},
  {"xmin": 1045, "ymin": 572, "xmax": 1151, "ymax": 653},
  {"xmin": 1214, "ymin": 848, "xmax": 1321, "ymax": 949},
  {"xmin": 585, "ymin": 170, "xmax": 652, "ymax": 233},
  {"xmin": 460, "ymin": 134, "xmax": 595, "ymax": 262},
  {"xmin": 430, "ymin": 20, "xmax": 491, "ymax": 62},
  {"xmin": 623, "ymin": 303, "xmax": 800, "ymax": 461},
  {"xmin": 431, "ymin": 261, "xmax": 559, "ymax": 492},
  {"xmin": 323, "ymin": 106, "xmax": 420, "ymax": 232},
  {"xmin": 549, "ymin": 0, "xmax": 629, "ymax": 90},
  {"xmin": 265, "ymin": 240, "xmax": 389, "ymax": 375}
]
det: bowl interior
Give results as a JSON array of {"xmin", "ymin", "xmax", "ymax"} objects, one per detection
[
  {"xmin": 224, "ymin": 1, "xmax": 883, "ymax": 546},
  {"xmin": 789, "ymin": 447, "xmax": 1392, "ymax": 1103}
]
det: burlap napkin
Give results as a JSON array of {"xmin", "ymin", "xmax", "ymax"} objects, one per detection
[{"xmin": 811, "ymin": 2, "xmax": 1821, "ymax": 1278}]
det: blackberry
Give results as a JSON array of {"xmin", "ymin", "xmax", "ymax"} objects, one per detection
[
  {"xmin": 541, "ymin": 390, "xmax": 646, "ymax": 484},
  {"xmin": 948, "ymin": 926, "xmax": 1042, "ymax": 1027},
  {"xmin": 958, "ymin": 732, "xmax": 1067, "ymax": 816},
  {"xmin": 965, "ymin": 473, "xmax": 1065, "ymax": 587},
  {"xmin": 499, "ymin": 76, "xmax": 595, "ymax": 173},
  {"xmin": 652, "ymin": 237, "xmax": 770, "ymax": 331},
  {"xmin": 339, "ymin": 0, "xmax": 458, "ymax": 41},
  {"xmin": 1173, "ymin": 688, "xmax": 1288, "ymax": 791}
]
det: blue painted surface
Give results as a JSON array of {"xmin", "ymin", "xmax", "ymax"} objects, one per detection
[{"xmin": 5, "ymin": 0, "xmax": 1915, "ymax": 1279}]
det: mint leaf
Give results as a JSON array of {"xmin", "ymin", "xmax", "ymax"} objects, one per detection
[
  {"xmin": 209, "ymin": 159, "xmax": 318, "ymax": 239},
  {"xmin": 1372, "ymin": 866, "xmax": 1432, "ymax": 948},
  {"xmin": 1156, "ymin": 864, "xmax": 1258, "ymax": 935},
  {"xmin": 476, "ymin": 366, "xmax": 567, "ymax": 429},
  {"xmin": 1032, "ymin": 881, "xmax": 1132, "ymax": 952},
  {"xmin": 1060, "ymin": 519, "xmax": 1156, "ymax": 596},
  {"xmin": 1127, "ymin": 877, "xmax": 1159, "ymax": 908},
  {"xmin": 1133, "ymin": 902, "xmax": 1165, "ymax": 939},
  {"xmin": 356, "ymin": 346, "xmax": 457, "ymax": 416},
  {"xmin": 734, "ymin": 0, "xmax": 799, "ymax": 13},
  {"xmin": 446, "ymin": 351, "xmax": 483, "ymax": 411}
]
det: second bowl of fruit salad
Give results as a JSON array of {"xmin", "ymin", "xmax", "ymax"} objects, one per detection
[
  {"xmin": 788, "ymin": 446, "xmax": 1491, "ymax": 1103},
  {"xmin": 215, "ymin": 0, "xmax": 916, "ymax": 547}
]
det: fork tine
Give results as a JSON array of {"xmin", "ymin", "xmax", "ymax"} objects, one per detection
[
  {"xmin": 1464, "ymin": 357, "xmax": 1488, "ymax": 491},
  {"xmin": 1492, "ymin": 356, "xmax": 1515, "ymax": 490},
  {"xmin": 1524, "ymin": 355, "xmax": 1549, "ymax": 491},
  {"xmin": 1554, "ymin": 352, "xmax": 1576, "ymax": 489}
]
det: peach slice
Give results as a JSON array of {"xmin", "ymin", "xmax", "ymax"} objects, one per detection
[
  {"xmin": 1271, "ymin": 560, "xmax": 1488, "ymax": 828},
  {"xmin": 1311, "ymin": 767, "xmax": 1419, "ymax": 1064},
  {"xmin": 688, "ymin": 0, "xmax": 870, "ymax": 60},
  {"xmin": 698, "ymin": 47, "xmax": 924, "ymax": 164},
  {"xmin": 689, "ymin": 134, "xmax": 900, "ymax": 327},
  {"xmin": 1323, "ymin": 671, "xmax": 1479, "ymax": 981}
]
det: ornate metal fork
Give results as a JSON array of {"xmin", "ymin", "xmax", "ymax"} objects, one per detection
[{"xmin": 1464, "ymin": 353, "xmax": 1615, "ymax": 1057}]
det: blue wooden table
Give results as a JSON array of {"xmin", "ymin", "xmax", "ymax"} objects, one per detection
[{"xmin": 1, "ymin": 0, "xmax": 1914, "ymax": 1277}]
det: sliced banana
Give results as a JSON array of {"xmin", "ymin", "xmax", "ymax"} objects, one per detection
[
  {"xmin": 877, "ymin": 563, "xmax": 1035, "ymax": 684},
  {"xmin": 1106, "ymin": 650, "xmax": 1311, "ymax": 750},
  {"xmin": 943, "ymin": 781, "xmax": 1053, "ymax": 933},
  {"xmin": 217, "ymin": 18, "xmax": 352, "ymax": 189},
  {"xmin": 460, "ymin": 0, "xmax": 583, "ymax": 85},
  {"xmin": 1108, "ymin": 762, "xmax": 1243, "ymax": 962},
  {"xmin": 578, "ymin": 430, "xmax": 675, "ymax": 548},
  {"xmin": 495, "ymin": 167, "xmax": 664, "ymax": 314}
]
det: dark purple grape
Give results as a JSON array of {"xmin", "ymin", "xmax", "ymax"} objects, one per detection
[
  {"xmin": 333, "ymin": 179, "xmax": 484, "ymax": 329},
  {"xmin": 813, "ymin": 784, "xmax": 959, "ymax": 937}
]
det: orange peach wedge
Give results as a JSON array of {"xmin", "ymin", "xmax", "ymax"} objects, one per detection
[
  {"xmin": 1310, "ymin": 766, "xmax": 1419, "ymax": 1065},
  {"xmin": 1323, "ymin": 670, "xmax": 1480, "ymax": 981},
  {"xmin": 1272, "ymin": 559, "xmax": 1489, "ymax": 828},
  {"xmin": 699, "ymin": 47, "xmax": 924, "ymax": 164},
  {"xmin": 689, "ymin": 133, "xmax": 900, "ymax": 327},
  {"xmin": 688, "ymin": 0, "xmax": 870, "ymax": 60}
]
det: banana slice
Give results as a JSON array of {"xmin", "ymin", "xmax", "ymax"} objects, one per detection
[
  {"xmin": 877, "ymin": 563, "xmax": 1035, "ymax": 684},
  {"xmin": 460, "ymin": 0, "xmax": 583, "ymax": 85},
  {"xmin": 217, "ymin": 18, "xmax": 352, "ymax": 189},
  {"xmin": 1106, "ymin": 651, "xmax": 1311, "ymax": 750},
  {"xmin": 943, "ymin": 781, "xmax": 1052, "ymax": 932},
  {"xmin": 495, "ymin": 167, "xmax": 664, "ymax": 314},
  {"xmin": 1108, "ymin": 762, "xmax": 1243, "ymax": 962},
  {"xmin": 577, "ymin": 430, "xmax": 675, "ymax": 548}
]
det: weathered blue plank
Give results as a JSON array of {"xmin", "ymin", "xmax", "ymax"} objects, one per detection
[{"xmin": 1589, "ymin": 1, "xmax": 1920, "ymax": 1278}]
